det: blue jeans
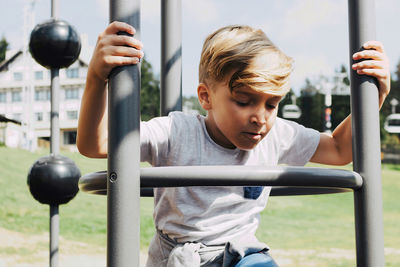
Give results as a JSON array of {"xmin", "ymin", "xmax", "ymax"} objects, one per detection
[{"xmin": 234, "ymin": 252, "xmax": 279, "ymax": 267}]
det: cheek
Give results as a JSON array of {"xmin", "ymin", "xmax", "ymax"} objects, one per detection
[{"xmin": 266, "ymin": 112, "xmax": 277, "ymax": 128}]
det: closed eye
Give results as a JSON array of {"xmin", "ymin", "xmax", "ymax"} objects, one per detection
[{"xmin": 236, "ymin": 101, "xmax": 249, "ymax": 107}]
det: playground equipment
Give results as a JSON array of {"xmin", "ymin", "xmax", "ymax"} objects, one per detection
[
  {"xmin": 28, "ymin": 155, "xmax": 80, "ymax": 205},
  {"xmin": 384, "ymin": 113, "xmax": 400, "ymax": 133},
  {"xmin": 79, "ymin": 0, "xmax": 385, "ymax": 266},
  {"xmin": 384, "ymin": 98, "xmax": 400, "ymax": 133},
  {"xmin": 27, "ymin": 1, "xmax": 81, "ymax": 267},
  {"xmin": 281, "ymin": 105, "xmax": 301, "ymax": 120},
  {"xmin": 29, "ymin": 19, "xmax": 81, "ymax": 69}
]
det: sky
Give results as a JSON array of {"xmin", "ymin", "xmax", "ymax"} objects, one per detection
[{"xmin": 1, "ymin": 0, "xmax": 399, "ymax": 96}]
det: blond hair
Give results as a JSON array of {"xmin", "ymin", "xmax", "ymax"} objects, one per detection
[{"xmin": 199, "ymin": 25, "xmax": 293, "ymax": 96}]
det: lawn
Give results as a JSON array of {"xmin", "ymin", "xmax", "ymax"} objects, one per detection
[{"xmin": 0, "ymin": 146, "xmax": 399, "ymax": 266}]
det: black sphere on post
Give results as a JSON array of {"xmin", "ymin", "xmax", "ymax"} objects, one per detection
[
  {"xmin": 27, "ymin": 155, "xmax": 81, "ymax": 205},
  {"xmin": 29, "ymin": 19, "xmax": 81, "ymax": 69}
]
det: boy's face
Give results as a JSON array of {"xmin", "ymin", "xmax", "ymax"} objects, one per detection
[{"xmin": 199, "ymin": 76, "xmax": 282, "ymax": 150}]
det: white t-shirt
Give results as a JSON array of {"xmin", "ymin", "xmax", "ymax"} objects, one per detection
[{"xmin": 140, "ymin": 111, "xmax": 320, "ymax": 245}]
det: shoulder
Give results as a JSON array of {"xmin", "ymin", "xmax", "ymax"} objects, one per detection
[
  {"xmin": 271, "ymin": 118, "xmax": 320, "ymax": 165},
  {"xmin": 167, "ymin": 111, "xmax": 204, "ymax": 131},
  {"xmin": 267, "ymin": 118, "xmax": 320, "ymax": 153},
  {"xmin": 272, "ymin": 118, "xmax": 318, "ymax": 136}
]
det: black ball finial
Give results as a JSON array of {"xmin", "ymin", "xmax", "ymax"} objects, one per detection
[
  {"xmin": 29, "ymin": 19, "xmax": 81, "ymax": 69},
  {"xmin": 27, "ymin": 154, "xmax": 81, "ymax": 205}
]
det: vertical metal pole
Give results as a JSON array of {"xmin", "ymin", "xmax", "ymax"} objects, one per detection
[
  {"xmin": 49, "ymin": 205, "xmax": 59, "ymax": 267},
  {"xmin": 161, "ymin": 0, "xmax": 182, "ymax": 115},
  {"xmin": 50, "ymin": 2, "xmax": 59, "ymax": 267},
  {"xmin": 51, "ymin": 0, "xmax": 58, "ymax": 19},
  {"xmin": 50, "ymin": 68, "xmax": 60, "ymax": 156},
  {"xmin": 348, "ymin": 0, "xmax": 385, "ymax": 266},
  {"xmin": 50, "ymin": 68, "xmax": 60, "ymax": 267},
  {"xmin": 108, "ymin": 0, "xmax": 141, "ymax": 266}
]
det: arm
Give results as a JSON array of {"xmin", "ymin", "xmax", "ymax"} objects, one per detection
[
  {"xmin": 77, "ymin": 21, "xmax": 144, "ymax": 158},
  {"xmin": 310, "ymin": 41, "xmax": 390, "ymax": 165}
]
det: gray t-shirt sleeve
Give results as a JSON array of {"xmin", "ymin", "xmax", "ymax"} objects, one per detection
[
  {"xmin": 275, "ymin": 118, "xmax": 320, "ymax": 166},
  {"xmin": 140, "ymin": 116, "xmax": 172, "ymax": 165}
]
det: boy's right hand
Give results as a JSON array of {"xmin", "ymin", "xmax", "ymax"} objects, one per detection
[{"xmin": 88, "ymin": 21, "xmax": 144, "ymax": 83}]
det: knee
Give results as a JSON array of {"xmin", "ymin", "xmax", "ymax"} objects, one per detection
[{"xmin": 234, "ymin": 252, "xmax": 278, "ymax": 267}]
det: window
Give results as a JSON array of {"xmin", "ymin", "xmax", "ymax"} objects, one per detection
[
  {"xmin": 35, "ymin": 112, "xmax": 43, "ymax": 121},
  {"xmin": 13, "ymin": 72, "xmax": 23, "ymax": 81},
  {"xmin": 66, "ymin": 110, "xmax": 78, "ymax": 120},
  {"xmin": 66, "ymin": 68, "xmax": 79, "ymax": 79},
  {"xmin": 12, "ymin": 91, "xmax": 22, "ymax": 102},
  {"xmin": 0, "ymin": 92, "xmax": 6, "ymax": 103},
  {"xmin": 65, "ymin": 88, "xmax": 79, "ymax": 100},
  {"xmin": 35, "ymin": 71, "xmax": 43, "ymax": 80},
  {"xmin": 35, "ymin": 90, "xmax": 50, "ymax": 101},
  {"xmin": 63, "ymin": 131, "xmax": 77, "ymax": 145}
]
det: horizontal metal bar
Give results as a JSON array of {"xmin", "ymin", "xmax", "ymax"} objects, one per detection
[{"xmin": 79, "ymin": 166, "xmax": 362, "ymax": 196}]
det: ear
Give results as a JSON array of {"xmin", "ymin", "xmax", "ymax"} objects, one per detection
[{"xmin": 197, "ymin": 83, "xmax": 212, "ymax": 110}]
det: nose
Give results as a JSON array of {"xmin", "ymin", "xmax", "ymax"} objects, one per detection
[{"xmin": 250, "ymin": 106, "xmax": 268, "ymax": 126}]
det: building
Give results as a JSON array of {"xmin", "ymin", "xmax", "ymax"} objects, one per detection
[{"xmin": 0, "ymin": 37, "xmax": 92, "ymax": 151}]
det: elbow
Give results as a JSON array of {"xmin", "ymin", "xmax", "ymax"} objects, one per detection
[
  {"xmin": 331, "ymin": 152, "xmax": 353, "ymax": 166},
  {"xmin": 76, "ymin": 134, "xmax": 107, "ymax": 158}
]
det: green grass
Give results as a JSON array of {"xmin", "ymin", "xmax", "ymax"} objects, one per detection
[{"xmin": 0, "ymin": 146, "xmax": 399, "ymax": 266}]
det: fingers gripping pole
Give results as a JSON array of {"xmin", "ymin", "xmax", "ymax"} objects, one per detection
[
  {"xmin": 348, "ymin": 0, "xmax": 385, "ymax": 266},
  {"xmin": 108, "ymin": 0, "xmax": 141, "ymax": 266}
]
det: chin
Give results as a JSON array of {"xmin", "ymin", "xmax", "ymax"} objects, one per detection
[{"xmin": 235, "ymin": 142, "xmax": 259, "ymax": 151}]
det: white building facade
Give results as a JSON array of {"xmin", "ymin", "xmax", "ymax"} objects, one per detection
[{"xmin": 0, "ymin": 47, "xmax": 89, "ymax": 151}]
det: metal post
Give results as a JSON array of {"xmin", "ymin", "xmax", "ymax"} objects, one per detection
[
  {"xmin": 50, "ymin": 68, "xmax": 60, "ymax": 267},
  {"xmin": 161, "ymin": 0, "xmax": 182, "ymax": 115},
  {"xmin": 51, "ymin": 0, "xmax": 58, "ymax": 19},
  {"xmin": 108, "ymin": 0, "xmax": 141, "ymax": 266},
  {"xmin": 50, "ymin": 68, "xmax": 60, "ymax": 156},
  {"xmin": 49, "ymin": 1, "xmax": 60, "ymax": 266},
  {"xmin": 348, "ymin": 0, "xmax": 385, "ymax": 266},
  {"xmin": 49, "ymin": 205, "xmax": 59, "ymax": 267}
]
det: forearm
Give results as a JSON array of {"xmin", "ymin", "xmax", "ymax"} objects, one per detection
[{"xmin": 77, "ymin": 71, "xmax": 108, "ymax": 158}]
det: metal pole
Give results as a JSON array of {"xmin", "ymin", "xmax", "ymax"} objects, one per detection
[
  {"xmin": 348, "ymin": 0, "xmax": 385, "ymax": 266},
  {"xmin": 49, "ymin": 205, "xmax": 59, "ymax": 267},
  {"xmin": 50, "ymin": 68, "xmax": 60, "ymax": 155},
  {"xmin": 161, "ymin": 0, "xmax": 182, "ymax": 115},
  {"xmin": 108, "ymin": 0, "xmax": 141, "ymax": 266},
  {"xmin": 51, "ymin": 0, "xmax": 58, "ymax": 19},
  {"xmin": 50, "ymin": 67, "xmax": 60, "ymax": 267},
  {"xmin": 49, "ymin": 1, "xmax": 60, "ymax": 266}
]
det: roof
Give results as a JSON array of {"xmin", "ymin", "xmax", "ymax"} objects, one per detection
[
  {"xmin": 0, "ymin": 48, "xmax": 89, "ymax": 72},
  {"xmin": 0, "ymin": 114, "xmax": 21, "ymax": 125},
  {"xmin": 0, "ymin": 51, "xmax": 23, "ymax": 72}
]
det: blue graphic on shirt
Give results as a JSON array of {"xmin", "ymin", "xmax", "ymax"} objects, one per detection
[{"xmin": 243, "ymin": 186, "xmax": 264, "ymax": 199}]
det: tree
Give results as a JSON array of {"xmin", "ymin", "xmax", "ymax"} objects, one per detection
[
  {"xmin": 298, "ymin": 79, "xmax": 325, "ymax": 131},
  {"xmin": 140, "ymin": 58, "xmax": 160, "ymax": 121},
  {"xmin": 183, "ymin": 95, "xmax": 207, "ymax": 116},
  {"xmin": 331, "ymin": 65, "xmax": 350, "ymax": 130},
  {"xmin": 0, "ymin": 36, "xmax": 9, "ymax": 62},
  {"xmin": 380, "ymin": 58, "xmax": 400, "ymax": 145},
  {"xmin": 277, "ymin": 89, "xmax": 295, "ymax": 119}
]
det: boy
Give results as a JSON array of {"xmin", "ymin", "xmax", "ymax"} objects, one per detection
[{"xmin": 77, "ymin": 22, "xmax": 390, "ymax": 266}]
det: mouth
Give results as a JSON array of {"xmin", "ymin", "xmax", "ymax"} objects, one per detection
[{"xmin": 242, "ymin": 131, "xmax": 264, "ymax": 142}]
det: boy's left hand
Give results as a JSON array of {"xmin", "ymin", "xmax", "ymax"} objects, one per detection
[{"xmin": 352, "ymin": 41, "xmax": 390, "ymax": 108}]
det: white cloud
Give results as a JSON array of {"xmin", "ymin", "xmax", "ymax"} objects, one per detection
[
  {"xmin": 95, "ymin": 0, "xmax": 109, "ymax": 19},
  {"xmin": 280, "ymin": 0, "xmax": 346, "ymax": 39},
  {"xmin": 290, "ymin": 54, "xmax": 334, "ymax": 93},
  {"xmin": 183, "ymin": 0, "xmax": 218, "ymax": 24},
  {"xmin": 141, "ymin": 0, "xmax": 160, "ymax": 21}
]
